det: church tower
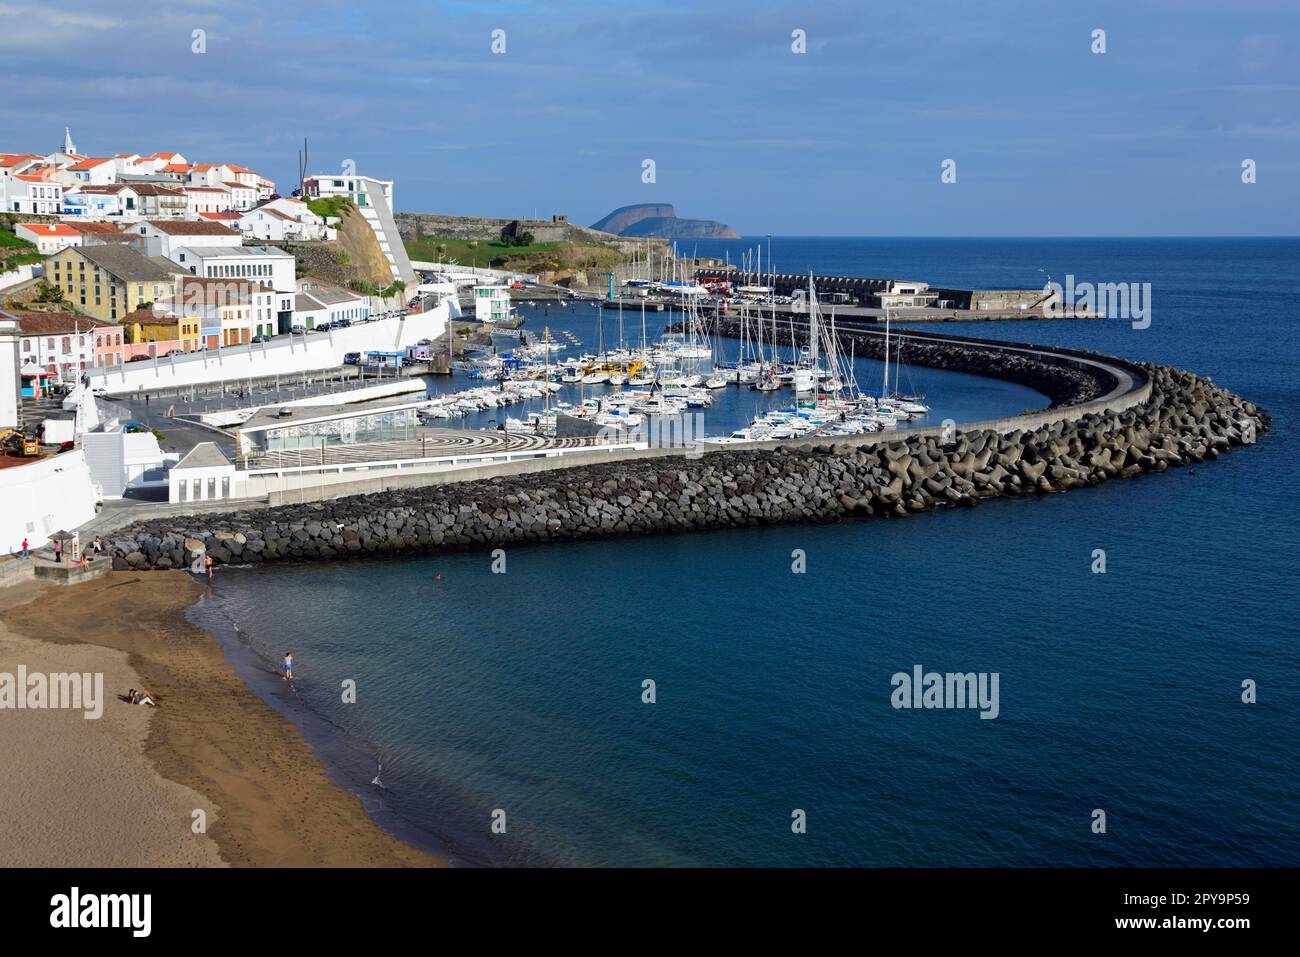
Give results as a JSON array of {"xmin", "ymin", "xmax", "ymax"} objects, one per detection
[{"xmin": 62, "ymin": 126, "xmax": 76, "ymax": 155}]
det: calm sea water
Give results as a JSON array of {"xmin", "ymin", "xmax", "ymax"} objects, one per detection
[{"xmin": 196, "ymin": 237, "xmax": 1300, "ymax": 867}]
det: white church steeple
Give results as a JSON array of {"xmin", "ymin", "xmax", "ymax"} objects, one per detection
[{"xmin": 62, "ymin": 126, "xmax": 76, "ymax": 155}]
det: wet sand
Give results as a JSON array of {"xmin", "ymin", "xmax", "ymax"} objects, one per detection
[{"xmin": 1, "ymin": 574, "xmax": 441, "ymax": 867}]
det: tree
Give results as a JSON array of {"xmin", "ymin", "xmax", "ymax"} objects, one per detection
[{"xmin": 33, "ymin": 280, "xmax": 64, "ymax": 303}]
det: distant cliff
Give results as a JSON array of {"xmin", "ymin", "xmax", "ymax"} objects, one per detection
[{"xmin": 591, "ymin": 204, "xmax": 739, "ymax": 240}]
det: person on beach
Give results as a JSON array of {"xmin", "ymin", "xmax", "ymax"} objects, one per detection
[
  {"xmin": 283, "ymin": 653, "xmax": 294, "ymax": 681},
  {"xmin": 92, "ymin": 536, "xmax": 104, "ymax": 561},
  {"xmin": 20, "ymin": 538, "xmax": 28, "ymax": 559},
  {"xmin": 204, "ymin": 553, "xmax": 214, "ymax": 581},
  {"xmin": 136, "ymin": 689, "xmax": 157, "ymax": 706}
]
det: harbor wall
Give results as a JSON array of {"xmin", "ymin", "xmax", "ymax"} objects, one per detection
[{"xmin": 106, "ymin": 348, "xmax": 1269, "ymax": 570}]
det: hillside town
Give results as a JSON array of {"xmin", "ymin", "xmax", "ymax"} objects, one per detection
[{"xmin": 1, "ymin": 127, "xmax": 432, "ymax": 384}]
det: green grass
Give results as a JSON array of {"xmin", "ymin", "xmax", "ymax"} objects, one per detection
[
  {"xmin": 0, "ymin": 229, "xmax": 35, "ymax": 249},
  {"xmin": 2, "ymin": 252, "xmax": 45, "ymax": 269},
  {"xmin": 0, "ymin": 229, "xmax": 43, "ymax": 270},
  {"xmin": 306, "ymin": 196, "xmax": 353, "ymax": 220},
  {"xmin": 404, "ymin": 235, "xmax": 624, "ymax": 272}
]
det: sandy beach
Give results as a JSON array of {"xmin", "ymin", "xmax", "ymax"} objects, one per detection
[{"xmin": 1, "ymin": 573, "xmax": 441, "ymax": 867}]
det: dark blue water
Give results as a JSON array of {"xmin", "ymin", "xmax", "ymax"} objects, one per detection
[{"xmin": 199, "ymin": 238, "xmax": 1300, "ymax": 867}]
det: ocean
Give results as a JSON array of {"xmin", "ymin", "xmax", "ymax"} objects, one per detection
[{"xmin": 194, "ymin": 237, "xmax": 1300, "ymax": 867}]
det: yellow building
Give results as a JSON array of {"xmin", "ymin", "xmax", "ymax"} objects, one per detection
[
  {"xmin": 46, "ymin": 243, "xmax": 181, "ymax": 323},
  {"xmin": 120, "ymin": 308, "xmax": 202, "ymax": 353}
]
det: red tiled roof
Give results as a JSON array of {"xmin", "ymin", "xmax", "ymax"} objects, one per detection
[
  {"xmin": 15, "ymin": 223, "xmax": 80, "ymax": 238},
  {"xmin": 199, "ymin": 211, "xmax": 240, "ymax": 221},
  {"xmin": 142, "ymin": 219, "xmax": 239, "ymax": 236},
  {"xmin": 65, "ymin": 221, "xmax": 126, "ymax": 237},
  {"xmin": 67, "ymin": 156, "xmax": 114, "ymax": 171},
  {"xmin": 14, "ymin": 311, "xmax": 113, "ymax": 334}
]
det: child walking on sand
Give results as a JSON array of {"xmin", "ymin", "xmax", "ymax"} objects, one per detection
[{"xmin": 283, "ymin": 653, "xmax": 294, "ymax": 681}]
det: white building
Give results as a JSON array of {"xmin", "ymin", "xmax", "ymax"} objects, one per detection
[
  {"xmin": 63, "ymin": 156, "xmax": 117, "ymax": 186},
  {"xmin": 168, "ymin": 442, "xmax": 237, "ymax": 504},
  {"xmin": 62, "ymin": 184, "xmax": 135, "ymax": 218},
  {"xmin": 133, "ymin": 218, "xmax": 242, "ymax": 258},
  {"xmin": 303, "ymin": 172, "xmax": 394, "ymax": 209},
  {"xmin": 181, "ymin": 185, "xmax": 232, "ymax": 216},
  {"xmin": 3, "ymin": 173, "xmax": 64, "ymax": 215},
  {"xmin": 474, "ymin": 283, "xmax": 512, "ymax": 323},
  {"xmin": 14, "ymin": 222, "xmax": 83, "ymax": 255},
  {"xmin": 239, "ymin": 198, "xmax": 334, "ymax": 242},
  {"xmin": 16, "ymin": 312, "xmax": 109, "ymax": 385},
  {"xmin": 222, "ymin": 181, "xmax": 257, "ymax": 210},
  {"xmin": 294, "ymin": 282, "xmax": 370, "ymax": 330},
  {"xmin": 169, "ymin": 245, "xmax": 296, "ymax": 332}
]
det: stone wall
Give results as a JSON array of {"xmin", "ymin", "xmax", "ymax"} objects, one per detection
[{"xmin": 394, "ymin": 212, "xmax": 662, "ymax": 256}]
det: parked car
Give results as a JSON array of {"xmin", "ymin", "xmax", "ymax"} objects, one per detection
[
  {"xmin": 127, "ymin": 354, "xmax": 151, "ymax": 362},
  {"xmin": 164, "ymin": 349, "xmax": 185, "ymax": 357},
  {"xmin": 122, "ymin": 421, "xmax": 150, "ymax": 434},
  {"xmin": 251, "ymin": 335, "xmax": 271, "ymax": 343},
  {"xmin": 91, "ymin": 386, "xmax": 108, "ymax": 398},
  {"xmin": 343, "ymin": 352, "xmax": 361, "ymax": 365},
  {"xmin": 334, "ymin": 318, "xmax": 352, "ymax": 328},
  {"xmin": 291, "ymin": 324, "xmax": 307, "ymax": 335},
  {"xmin": 312, "ymin": 322, "xmax": 330, "ymax": 332}
]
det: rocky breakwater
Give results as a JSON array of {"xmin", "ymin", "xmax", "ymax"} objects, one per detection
[{"xmin": 109, "ymin": 364, "xmax": 1269, "ymax": 571}]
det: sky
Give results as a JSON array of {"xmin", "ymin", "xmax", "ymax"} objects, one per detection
[{"xmin": 2, "ymin": 0, "xmax": 1297, "ymax": 236}]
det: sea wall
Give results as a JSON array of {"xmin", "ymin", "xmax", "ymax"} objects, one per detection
[{"xmin": 107, "ymin": 362, "xmax": 1269, "ymax": 570}]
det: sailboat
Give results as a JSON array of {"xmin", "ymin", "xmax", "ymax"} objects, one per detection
[{"xmin": 879, "ymin": 307, "xmax": 930, "ymax": 416}]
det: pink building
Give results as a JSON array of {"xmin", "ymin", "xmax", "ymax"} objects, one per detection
[{"xmin": 93, "ymin": 324, "xmax": 125, "ymax": 367}]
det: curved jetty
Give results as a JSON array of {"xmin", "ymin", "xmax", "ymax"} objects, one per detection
[{"xmin": 108, "ymin": 331, "xmax": 1270, "ymax": 570}]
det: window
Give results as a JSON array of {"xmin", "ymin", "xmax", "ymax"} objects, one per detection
[{"xmin": 192, "ymin": 479, "xmax": 201, "ymax": 500}]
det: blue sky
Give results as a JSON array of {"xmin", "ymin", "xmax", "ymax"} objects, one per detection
[{"xmin": 3, "ymin": 0, "xmax": 1297, "ymax": 235}]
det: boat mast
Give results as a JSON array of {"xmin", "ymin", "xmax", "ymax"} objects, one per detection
[{"xmin": 882, "ymin": 307, "xmax": 891, "ymax": 397}]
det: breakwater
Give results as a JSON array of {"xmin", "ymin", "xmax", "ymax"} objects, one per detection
[{"xmin": 108, "ymin": 351, "xmax": 1269, "ymax": 570}]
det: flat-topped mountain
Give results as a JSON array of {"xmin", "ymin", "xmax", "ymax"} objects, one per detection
[{"xmin": 591, "ymin": 203, "xmax": 739, "ymax": 240}]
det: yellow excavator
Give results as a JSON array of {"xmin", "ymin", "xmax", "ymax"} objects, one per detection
[{"xmin": 0, "ymin": 428, "xmax": 40, "ymax": 458}]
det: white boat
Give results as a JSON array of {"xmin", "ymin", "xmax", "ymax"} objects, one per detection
[
  {"xmin": 596, "ymin": 409, "xmax": 643, "ymax": 429},
  {"xmin": 581, "ymin": 372, "xmax": 610, "ymax": 385},
  {"xmin": 704, "ymin": 376, "xmax": 727, "ymax": 389}
]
